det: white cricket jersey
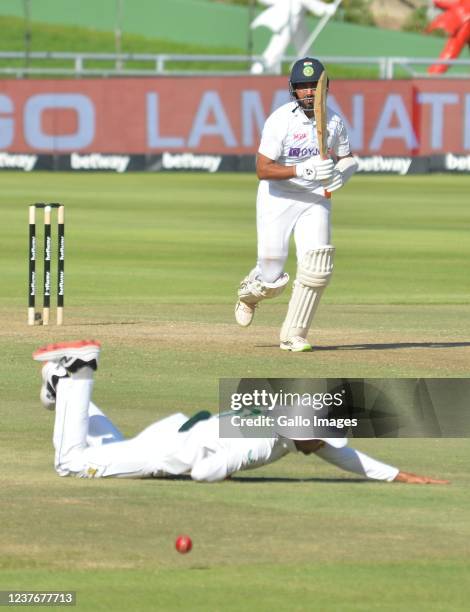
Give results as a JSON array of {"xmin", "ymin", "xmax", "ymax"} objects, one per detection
[
  {"xmin": 258, "ymin": 101, "xmax": 351, "ymax": 195},
  {"xmin": 187, "ymin": 415, "xmax": 294, "ymax": 476},
  {"xmin": 223, "ymin": 433, "xmax": 294, "ymax": 474}
]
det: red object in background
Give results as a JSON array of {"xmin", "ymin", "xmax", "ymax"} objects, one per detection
[
  {"xmin": 175, "ymin": 535, "xmax": 192, "ymax": 554},
  {"xmin": 427, "ymin": 0, "xmax": 470, "ymax": 74}
]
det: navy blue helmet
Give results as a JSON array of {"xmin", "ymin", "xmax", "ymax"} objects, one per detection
[{"xmin": 289, "ymin": 57, "xmax": 328, "ymax": 108}]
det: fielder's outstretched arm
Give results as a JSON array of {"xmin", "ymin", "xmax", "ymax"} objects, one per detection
[
  {"xmin": 314, "ymin": 445, "xmax": 449, "ymax": 484},
  {"xmin": 392, "ymin": 470, "xmax": 449, "ymax": 485}
]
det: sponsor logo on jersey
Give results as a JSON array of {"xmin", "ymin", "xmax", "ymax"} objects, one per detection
[
  {"xmin": 289, "ymin": 146, "xmax": 320, "ymax": 158},
  {"xmin": 294, "ymin": 132, "xmax": 307, "ymax": 141}
]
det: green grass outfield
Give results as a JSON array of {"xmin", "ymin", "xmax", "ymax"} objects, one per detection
[{"xmin": 0, "ymin": 172, "xmax": 469, "ymax": 610}]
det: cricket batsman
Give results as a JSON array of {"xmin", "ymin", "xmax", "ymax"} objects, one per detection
[
  {"xmin": 33, "ymin": 340, "xmax": 448, "ymax": 485},
  {"xmin": 234, "ymin": 57, "xmax": 358, "ymax": 352}
]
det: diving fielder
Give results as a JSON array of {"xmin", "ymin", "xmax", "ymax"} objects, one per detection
[
  {"xmin": 33, "ymin": 340, "xmax": 448, "ymax": 485},
  {"xmin": 235, "ymin": 57, "xmax": 358, "ymax": 352}
]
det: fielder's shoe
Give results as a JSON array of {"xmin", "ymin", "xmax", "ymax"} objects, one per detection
[
  {"xmin": 280, "ymin": 336, "xmax": 312, "ymax": 352},
  {"xmin": 39, "ymin": 361, "xmax": 67, "ymax": 410},
  {"xmin": 234, "ymin": 300, "xmax": 257, "ymax": 327},
  {"xmin": 33, "ymin": 340, "xmax": 101, "ymax": 373}
]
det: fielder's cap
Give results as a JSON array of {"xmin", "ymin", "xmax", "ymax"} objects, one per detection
[
  {"xmin": 299, "ymin": 436, "xmax": 347, "ymax": 448},
  {"xmin": 290, "ymin": 57, "xmax": 325, "ymax": 86},
  {"xmin": 272, "ymin": 402, "xmax": 348, "ymax": 448},
  {"xmin": 280, "ymin": 428, "xmax": 348, "ymax": 448}
]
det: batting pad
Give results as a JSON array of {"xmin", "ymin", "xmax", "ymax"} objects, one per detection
[
  {"xmin": 280, "ymin": 246, "xmax": 335, "ymax": 341},
  {"xmin": 238, "ymin": 272, "xmax": 289, "ymax": 305}
]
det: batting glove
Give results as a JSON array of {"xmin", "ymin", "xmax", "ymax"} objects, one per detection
[
  {"xmin": 295, "ymin": 157, "xmax": 334, "ymax": 182},
  {"xmin": 322, "ymin": 169, "xmax": 344, "ymax": 193}
]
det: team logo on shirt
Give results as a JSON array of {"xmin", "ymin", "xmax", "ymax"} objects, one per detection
[{"xmin": 294, "ymin": 133, "xmax": 307, "ymax": 140}]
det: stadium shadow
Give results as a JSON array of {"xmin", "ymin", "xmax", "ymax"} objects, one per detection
[
  {"xmin": 158, "ymin": 475, "xmax": 369, "ymax": 484},
  {"xmin": 313, "ymin": 341, "xmax": 470, "ymax": 351},
  {"xmin": 230, "ymin": 476, "xmax": 369, "ymax": 483},
  {"xmin": 258, "ymin": 341, "xmax": 470, "ymax": 351},
  {"xmin": 80, "ymin": 321, "xmax": 141, "ymax": 325}
]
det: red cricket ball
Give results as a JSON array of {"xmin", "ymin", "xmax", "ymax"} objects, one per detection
[{"xmin": 175, "ymin": 535, "xmax": 192, "ymax": 554}]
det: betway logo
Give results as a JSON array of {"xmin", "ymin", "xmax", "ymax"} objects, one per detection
[
  {"xmin": 356, "ymin": 155, "xmax": 412, "ymax": 175},
  {"xmin": 288, "ymin": 146, "xmax": 319, "ymax": 158},
  {"xmin": 0, "ymin": 153, "xmax": 37, "ymax": 172},
  {"xmin": 162, "ymin": 152, "xmax": 222, "ymax": 173},
  {"xmin": 70, "ymin": 153, "xmax": 130, "ymax": 173},
  {"xmin": 445, "ymin": 153, "xmax": 470, "ymax": 171}
]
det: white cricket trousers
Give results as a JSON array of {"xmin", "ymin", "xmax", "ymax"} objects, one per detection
[
  {"xmin": 53, "ymin": 374, "xmax": 230, "ymax": 481},
  {"xmin": 256, "ymin": 181, "xmax": 331, "ymax": 283}
]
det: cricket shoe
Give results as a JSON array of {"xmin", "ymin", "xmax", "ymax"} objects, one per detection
[
  {"xmin": 234, "ymin": 299, "xmax": 257, "ymax": 327},
  {"xmin": 33, "ymin": 340, "xmax": 101, "ymax": 373},
  {"xmin": 280, "ymin": 336, "xmax": 312, "ymax": 352},
  {"xmin": 39, "ymin": 361, "xmax": 67, "ymax": 410}
]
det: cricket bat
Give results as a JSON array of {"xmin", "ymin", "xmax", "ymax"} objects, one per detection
[{"xmin": 314, "ymin": 70, "xmax": 331, "ymax": 199}]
